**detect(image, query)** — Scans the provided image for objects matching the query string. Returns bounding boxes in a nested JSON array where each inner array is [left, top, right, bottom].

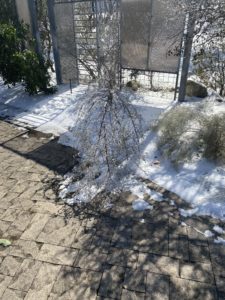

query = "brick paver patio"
[[0, 120, 224, 300]]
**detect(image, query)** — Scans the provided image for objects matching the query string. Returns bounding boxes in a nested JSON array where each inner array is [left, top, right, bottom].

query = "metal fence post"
[[178, 15, 195, 102], [95, 0, 101, 85], [47, 0, 62, 85]]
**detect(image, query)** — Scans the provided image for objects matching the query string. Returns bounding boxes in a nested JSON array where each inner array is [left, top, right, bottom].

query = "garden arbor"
[[15, 0, 193, 100]]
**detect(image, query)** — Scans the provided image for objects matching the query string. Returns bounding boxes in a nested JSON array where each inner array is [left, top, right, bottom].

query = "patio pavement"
[[0, 120, 224, 300]]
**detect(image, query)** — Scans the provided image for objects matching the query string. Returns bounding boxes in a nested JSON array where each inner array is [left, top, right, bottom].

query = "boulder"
[[186, 80, 208, 98], [126, 80, 141, 91]]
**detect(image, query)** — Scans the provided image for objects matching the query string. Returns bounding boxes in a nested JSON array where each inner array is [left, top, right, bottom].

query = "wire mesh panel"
[[53, 0, 120, 86], [54, 2, 78, 83], [148, 0, 185, 73], [50, 0, 185, 95], [121, 69, 177, 99], [121, 0, 185, 74], [121, 0, 151, 70], [73, 0, 98, 84]]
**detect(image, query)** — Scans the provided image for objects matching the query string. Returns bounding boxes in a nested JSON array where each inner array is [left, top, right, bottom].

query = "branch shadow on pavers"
[[37, 243, 79, 266], [58, 188, 222, 300], [169, 277, 217, 300], [49, 266, 102, 300], [1, 128, 77, 175]]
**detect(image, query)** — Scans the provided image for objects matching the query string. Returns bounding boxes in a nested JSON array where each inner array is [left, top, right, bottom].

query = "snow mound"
[[132, 199, 153, 211], [213, 225, 225, 234]]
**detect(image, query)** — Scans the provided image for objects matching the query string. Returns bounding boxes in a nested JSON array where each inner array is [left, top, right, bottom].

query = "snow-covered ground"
[[1, 79, 225, 224], [132, 131, 225, 221], [125, 93, 225, 222], [58, 91, 225, 223], [0, 79, 87, 134], [0, 79, 172, 134]]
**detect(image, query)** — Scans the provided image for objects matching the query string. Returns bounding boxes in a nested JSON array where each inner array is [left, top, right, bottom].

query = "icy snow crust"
[[1, 79, 225, 221]]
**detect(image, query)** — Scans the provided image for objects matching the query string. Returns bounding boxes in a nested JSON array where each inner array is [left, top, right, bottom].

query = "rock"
[[186, 80, 208, 98], [126, 80, 141, 91]]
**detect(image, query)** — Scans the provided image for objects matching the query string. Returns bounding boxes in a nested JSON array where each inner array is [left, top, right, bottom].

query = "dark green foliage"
[[0, 0, 18, 26], [0, 23, 56, 95], [36, 0, 54, 71], [0, 24, 28, 84], [20, 50, 56, 94]]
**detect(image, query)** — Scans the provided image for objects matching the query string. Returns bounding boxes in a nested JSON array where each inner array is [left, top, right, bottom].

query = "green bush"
[[199, 115, 225, 162], [156, 105, 225, 165], [0, 0, 18, 26], [0, 23, 56, 95]]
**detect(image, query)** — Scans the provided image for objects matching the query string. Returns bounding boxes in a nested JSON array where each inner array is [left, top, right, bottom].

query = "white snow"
[[0, 80, 172, 135], [213, 225, 225, 234], [204, 230, 214, 238], [59, 172, 103, 205], [124, 95, 225, 221], [214, 237, 225, 245], [150, 190, 164, 202], [136, 132, 225, 220], [0, 79, 87, 135], [181, 222, 187, 227], [132, 199, 153, 211], [1, 78, 225, 222]]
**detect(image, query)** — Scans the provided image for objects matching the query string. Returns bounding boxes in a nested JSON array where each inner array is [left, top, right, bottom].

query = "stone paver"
[[0, 120, 224, 299], [25, 262, 61, 300], [75, 249, 107, 271], [138, 253, 179, 277], [2, 288, 27, 300], [0, 275, 12, 298], [37, 243, 79, 266], [9, 239, 41, 259], [107, 248, 139, 268], [146, 272, 170, 300], [0, 256, 23, 276], [170, 277, 217, 300], [121, 289, 145, 300], [9, 258, 41, 292], [180, 261, 214, 283], [123, 268, 146, 293], [98, 265, 125, 299], [36, 216, 79, 247], [50, 266, 102, 300], [21, 213, 50, 240]]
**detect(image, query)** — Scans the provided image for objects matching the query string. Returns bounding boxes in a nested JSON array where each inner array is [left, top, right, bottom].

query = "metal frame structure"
[[119, 0, 187, 100], [16, 0, 192, 101]]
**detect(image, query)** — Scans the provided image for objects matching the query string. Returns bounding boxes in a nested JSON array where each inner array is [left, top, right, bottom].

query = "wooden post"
[[178, 15, 195, 102], [47, 0, 62, 85]]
